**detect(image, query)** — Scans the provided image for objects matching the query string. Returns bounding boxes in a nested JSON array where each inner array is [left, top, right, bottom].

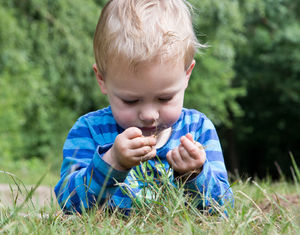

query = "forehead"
[[105, 57, 186, 94], [106, 56, 184, 80]]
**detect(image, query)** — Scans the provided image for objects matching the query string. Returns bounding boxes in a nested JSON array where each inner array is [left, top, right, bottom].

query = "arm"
[[54, 117, 129, 213], [167, 118, 233, 211], [183, 156, 233, 211], [54, 117, 156, 213]]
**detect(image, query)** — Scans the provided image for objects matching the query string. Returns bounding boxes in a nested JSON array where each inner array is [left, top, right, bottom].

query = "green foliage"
[[1, 0, 299, 180], [0, 0, 245, 166], [231, 0, 300, 177], [0, 5, 46, 160], [185, 0, 246, 126], [0, 0, 108, 163]]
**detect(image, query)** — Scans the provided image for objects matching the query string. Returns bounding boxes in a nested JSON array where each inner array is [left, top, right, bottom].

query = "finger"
[[129, 136, 156, 149], [185, 133, 194, 142], [124, 127, 143, 139], [140, 148, 157, 162], [166, 150, 176, 169], [184, 133, 205, 150], [166, 148, 181, 170], [128, 145, 153, 158], [195, 141, 205, 150], [166, 150, 172, 164], [180, 136, 202, 159], [178, 144, 191, 161]]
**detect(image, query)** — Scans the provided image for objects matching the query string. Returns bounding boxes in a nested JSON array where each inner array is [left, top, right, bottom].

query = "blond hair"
[[94, 0, 204, 76]]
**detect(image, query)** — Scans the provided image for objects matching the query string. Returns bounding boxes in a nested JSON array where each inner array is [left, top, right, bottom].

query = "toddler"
[[55, 0, 233, 214]]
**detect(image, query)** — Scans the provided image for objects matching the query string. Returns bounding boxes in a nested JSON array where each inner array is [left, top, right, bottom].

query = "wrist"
[[102, 148, 129, 171], [174, 167, 203, 182]]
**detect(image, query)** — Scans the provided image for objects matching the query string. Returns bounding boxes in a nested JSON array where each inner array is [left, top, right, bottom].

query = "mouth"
[[140, 126, 157, 136]]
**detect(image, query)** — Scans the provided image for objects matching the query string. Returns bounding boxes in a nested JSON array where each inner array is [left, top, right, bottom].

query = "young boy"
[[55, 0, 233, 214]]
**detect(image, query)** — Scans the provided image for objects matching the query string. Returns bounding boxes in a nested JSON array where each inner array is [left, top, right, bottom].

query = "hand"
[[166, 133, 206, 175], [102, 127, 157, 170]]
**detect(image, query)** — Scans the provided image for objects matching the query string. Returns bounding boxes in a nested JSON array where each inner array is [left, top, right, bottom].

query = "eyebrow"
[[113, 83, 182, 98], [115, 91, 139, 98], [156, 87, 181, 96]]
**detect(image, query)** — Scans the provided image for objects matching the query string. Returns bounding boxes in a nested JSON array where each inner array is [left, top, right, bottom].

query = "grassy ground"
[[0, 159, 300, 234], [0, 157, 60, 186]]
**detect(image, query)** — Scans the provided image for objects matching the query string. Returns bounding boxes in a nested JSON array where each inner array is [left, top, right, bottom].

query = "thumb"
[[124, 127, 143, 139], [185, 133, 194, 142]]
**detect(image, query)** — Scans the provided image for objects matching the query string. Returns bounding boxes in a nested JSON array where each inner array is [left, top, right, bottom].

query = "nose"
[[138, 105, 159, 124]]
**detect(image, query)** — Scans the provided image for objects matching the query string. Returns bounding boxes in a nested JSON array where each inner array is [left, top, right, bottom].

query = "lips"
[[141, 126, 156, 131], [140, 126, 157, 135]]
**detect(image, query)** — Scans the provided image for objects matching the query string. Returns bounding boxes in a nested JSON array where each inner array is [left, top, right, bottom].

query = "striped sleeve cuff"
[[92, 145, 130, 183], [184, 159, 209, 193]]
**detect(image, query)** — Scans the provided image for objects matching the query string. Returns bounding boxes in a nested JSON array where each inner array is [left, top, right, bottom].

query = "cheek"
[[160, 104, 182, 126], [160, 93, 185, 126], [111, 106, 137, 129], [107, 95, 137, 129]]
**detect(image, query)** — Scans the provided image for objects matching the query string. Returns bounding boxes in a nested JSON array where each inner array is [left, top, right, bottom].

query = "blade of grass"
[[290, 152, 300, 182], [0, 168, 49, 228]]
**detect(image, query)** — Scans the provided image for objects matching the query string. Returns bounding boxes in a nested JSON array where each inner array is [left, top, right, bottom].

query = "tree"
[[186, 0, 245, 127], [0, 0, 108, 163], [229, 0, 300, 178]]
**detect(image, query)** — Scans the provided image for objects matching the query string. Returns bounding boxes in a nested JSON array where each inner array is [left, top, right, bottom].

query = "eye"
[[122, 99, 138, 105], [158, 97, 172, 102]]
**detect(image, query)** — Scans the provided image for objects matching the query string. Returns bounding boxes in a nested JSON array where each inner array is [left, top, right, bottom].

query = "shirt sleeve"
[[182, 117, 234, 211], [54, 116, 129, 213]]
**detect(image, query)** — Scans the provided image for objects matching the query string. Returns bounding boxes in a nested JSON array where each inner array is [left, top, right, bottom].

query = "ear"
[[93, 64, 107, 94], [184, 60, 196, 87]]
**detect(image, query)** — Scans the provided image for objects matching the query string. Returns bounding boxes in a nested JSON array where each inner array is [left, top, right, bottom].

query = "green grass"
[[0, 156, 300, 234], [0, 157, 59, 186]]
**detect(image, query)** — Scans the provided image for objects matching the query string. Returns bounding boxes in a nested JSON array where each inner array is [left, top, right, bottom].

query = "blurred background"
[[0, 0, 299, 184]]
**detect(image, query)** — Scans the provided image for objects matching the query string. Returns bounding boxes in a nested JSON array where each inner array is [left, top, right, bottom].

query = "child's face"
[[94, 58, 195, 136]]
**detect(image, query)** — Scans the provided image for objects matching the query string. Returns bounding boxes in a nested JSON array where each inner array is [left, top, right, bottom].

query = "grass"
[[0, 156, 300, 234], [0, 157, 59, 186]]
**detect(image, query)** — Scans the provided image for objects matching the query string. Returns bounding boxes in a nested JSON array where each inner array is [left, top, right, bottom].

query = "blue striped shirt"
[[54, 106, 233, 213]]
